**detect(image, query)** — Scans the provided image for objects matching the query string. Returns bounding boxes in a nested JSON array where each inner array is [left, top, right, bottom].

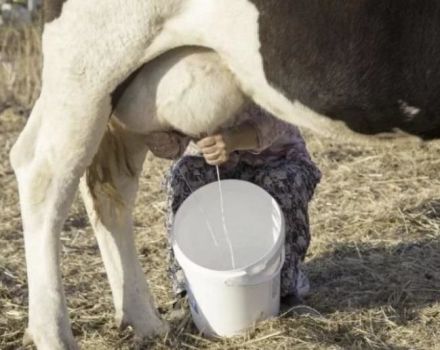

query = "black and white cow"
[[10, 1, 440, 348]]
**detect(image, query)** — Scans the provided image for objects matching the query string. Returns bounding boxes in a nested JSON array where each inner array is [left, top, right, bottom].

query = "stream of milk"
[[176, 164, 236, 269], [215, 165, 236, 269]]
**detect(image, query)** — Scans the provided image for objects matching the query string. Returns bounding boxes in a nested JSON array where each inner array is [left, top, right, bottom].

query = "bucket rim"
[[172, 179, 285, 279]]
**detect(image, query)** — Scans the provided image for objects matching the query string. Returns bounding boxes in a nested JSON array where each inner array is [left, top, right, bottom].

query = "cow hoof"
[[23, 327, 78, 350], [115, 313, 169, 339]]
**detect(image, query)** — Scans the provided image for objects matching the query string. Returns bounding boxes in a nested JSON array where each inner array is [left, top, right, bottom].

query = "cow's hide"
[[251, 0, 440, 139]]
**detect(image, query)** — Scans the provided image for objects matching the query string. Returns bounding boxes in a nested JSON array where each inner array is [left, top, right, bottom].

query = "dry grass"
[[1, 25, 439, 350], [0, 24, 42, 111]]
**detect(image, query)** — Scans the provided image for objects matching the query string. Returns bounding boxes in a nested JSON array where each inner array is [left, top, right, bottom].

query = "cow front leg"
[[80, 123, 168, 339], [10, 93, 110, 349]]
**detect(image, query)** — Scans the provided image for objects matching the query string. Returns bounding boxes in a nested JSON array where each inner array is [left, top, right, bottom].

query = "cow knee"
[[10, 131, 37, 175], [10, 139, 26, 174], [10, 100, 44, 174]]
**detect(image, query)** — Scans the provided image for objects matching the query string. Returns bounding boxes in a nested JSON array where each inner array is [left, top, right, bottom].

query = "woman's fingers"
[[198, 135, 227, 156], [204, 151, 228, 165], [197, 134, 230, 165], [201, 143, 225, 155], [204, 151, 223, 161], [197, 135, 221, 148]]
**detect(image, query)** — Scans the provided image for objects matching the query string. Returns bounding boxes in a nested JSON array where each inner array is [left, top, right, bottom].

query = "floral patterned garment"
[[163, 104, 322, 298]]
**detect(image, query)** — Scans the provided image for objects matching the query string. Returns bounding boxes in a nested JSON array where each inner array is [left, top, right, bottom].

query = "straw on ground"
[[0, 24, 439, 350]]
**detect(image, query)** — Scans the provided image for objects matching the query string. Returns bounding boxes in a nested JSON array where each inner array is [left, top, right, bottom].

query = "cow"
[[9, 0, 440, 349]]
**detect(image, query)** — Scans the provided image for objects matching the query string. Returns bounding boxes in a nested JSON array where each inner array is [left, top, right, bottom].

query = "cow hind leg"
[[10, 93, 110, 350], [79, 122, 168, 339], [9, 2, 186, 347]]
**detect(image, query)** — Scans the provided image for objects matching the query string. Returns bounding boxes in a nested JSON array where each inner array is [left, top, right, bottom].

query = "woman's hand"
[[196, 134, 234, 166], [197, 122, 260, 166]]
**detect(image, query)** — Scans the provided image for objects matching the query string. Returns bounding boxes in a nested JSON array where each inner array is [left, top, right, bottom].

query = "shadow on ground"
[[306, 201, 440, 317]]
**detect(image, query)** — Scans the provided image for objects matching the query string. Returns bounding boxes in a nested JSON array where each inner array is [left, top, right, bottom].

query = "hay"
[[0, 24, 439, 350], [0, 24, 42, 111]]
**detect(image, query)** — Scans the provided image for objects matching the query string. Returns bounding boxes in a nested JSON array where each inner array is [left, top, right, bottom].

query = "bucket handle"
[[243, 242, 284, 277], [225, 248, 285, 287]]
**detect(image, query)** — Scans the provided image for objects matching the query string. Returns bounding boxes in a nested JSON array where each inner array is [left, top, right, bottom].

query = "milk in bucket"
[[172, 180, 285, 337]]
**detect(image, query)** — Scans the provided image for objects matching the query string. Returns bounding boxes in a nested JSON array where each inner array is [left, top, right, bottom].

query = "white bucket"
[[172, 180, 285, 337]]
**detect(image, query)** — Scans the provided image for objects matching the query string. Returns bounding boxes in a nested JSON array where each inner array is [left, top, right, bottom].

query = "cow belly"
[[290, 70, 440, 139], [113, 47, 246, 137]]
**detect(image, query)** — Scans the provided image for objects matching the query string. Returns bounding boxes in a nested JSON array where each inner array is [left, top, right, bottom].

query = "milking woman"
[[146, 104, 321, 312]]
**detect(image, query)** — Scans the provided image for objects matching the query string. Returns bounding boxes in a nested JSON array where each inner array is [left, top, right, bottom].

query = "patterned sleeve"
[[146, 131, 190, 160], [239, 104, 302, 153], [172, 132, 191, 159]]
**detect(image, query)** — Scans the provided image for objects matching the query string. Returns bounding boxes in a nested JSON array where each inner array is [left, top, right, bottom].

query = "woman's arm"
[[197, 105, 291, 165], [145, 131, 190, 160], [224, 121, 260, 151], [239, 104, 292, 153]]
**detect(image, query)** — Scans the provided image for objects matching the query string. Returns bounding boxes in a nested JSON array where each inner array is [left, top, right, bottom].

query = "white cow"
[[10, 0, 440, 349], [11, 3, 252, 346]]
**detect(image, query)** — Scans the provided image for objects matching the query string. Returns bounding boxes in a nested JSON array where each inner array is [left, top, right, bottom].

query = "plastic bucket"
[[172, 180, 285, 337]]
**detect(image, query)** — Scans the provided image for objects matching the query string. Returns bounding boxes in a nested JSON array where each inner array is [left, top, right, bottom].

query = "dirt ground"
[[1, 25, 440, 350]]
